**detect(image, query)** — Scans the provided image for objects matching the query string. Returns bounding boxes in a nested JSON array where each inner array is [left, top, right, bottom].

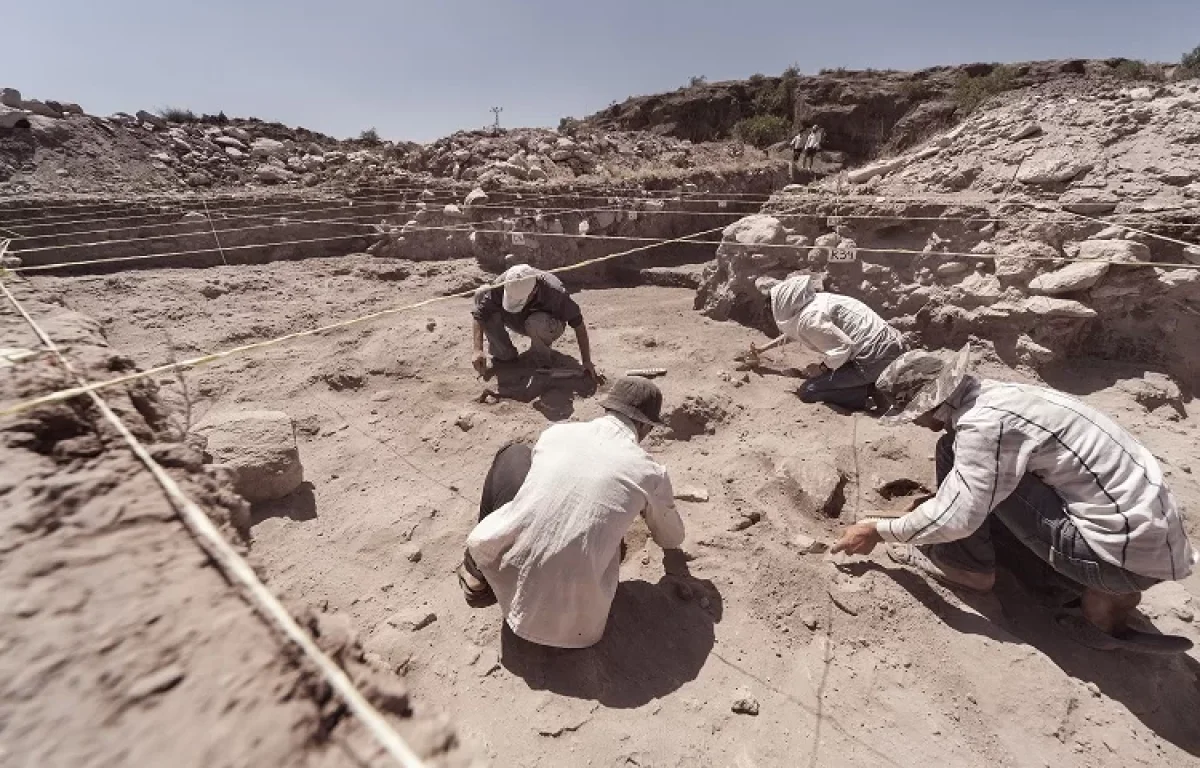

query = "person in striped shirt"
[[832, 345, 1197, 651]]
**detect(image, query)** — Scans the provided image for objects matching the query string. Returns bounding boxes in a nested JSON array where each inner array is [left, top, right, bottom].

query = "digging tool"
[[625, 367, 667, 379]]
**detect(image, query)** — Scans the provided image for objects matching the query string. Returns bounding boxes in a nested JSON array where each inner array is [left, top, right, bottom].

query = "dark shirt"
[[471, 272, 584, 328]]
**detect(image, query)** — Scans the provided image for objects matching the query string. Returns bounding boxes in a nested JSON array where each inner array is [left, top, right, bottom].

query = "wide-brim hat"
[[600, 376, 664, 426], [877, 344, 971, 426], [499, 264, 539, 312]]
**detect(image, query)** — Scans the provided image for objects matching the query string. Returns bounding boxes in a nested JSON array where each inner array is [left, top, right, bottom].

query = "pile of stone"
[[404, 127, 705, 185], [0, 87, 83, 122]]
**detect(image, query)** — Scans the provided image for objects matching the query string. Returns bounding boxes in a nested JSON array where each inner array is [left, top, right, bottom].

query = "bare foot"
[[887, 545, 996, 592]]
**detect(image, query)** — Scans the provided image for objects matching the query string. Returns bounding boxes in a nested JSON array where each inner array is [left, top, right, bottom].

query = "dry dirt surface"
[[24, 254, 1200, 768]]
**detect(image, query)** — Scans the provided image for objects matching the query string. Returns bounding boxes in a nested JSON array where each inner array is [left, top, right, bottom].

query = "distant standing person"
[[459, 377, 685, 649], [789, 127, 808, 169], [802, 125, 824, 170], [470, 263, 600, 381], [749, 274, 907, 411]]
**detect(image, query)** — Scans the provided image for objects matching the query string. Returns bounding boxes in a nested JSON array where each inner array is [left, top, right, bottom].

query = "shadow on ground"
[[500, 553, 722, 708], [850, 540, 1200, 757], [250, 481, 317, 527], [484, 349, 598, 421]]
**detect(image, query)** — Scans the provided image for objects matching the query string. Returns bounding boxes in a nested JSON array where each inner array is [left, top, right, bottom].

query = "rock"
[[387, 607, 437, 632], [994, 241, 1057, 286], [359, 671, 411, 716], [1076, 239, 1151, 265], [731, 687, 760, 716], [186, 171, 213, 188], [674, 486, 710, 503], [214, 135, 246, 150], [776, 451, 847, 518], [720, 215, 786, 250], [1017, 149, 1094, 185], [454, 411, 476, 431], [0, 105, 31, 130], [135, 109, 166, 129], [1127, 86, 1154, 101], [402, 544, 423, 563], [224, 126, 251, 143], [936, 261, 969, 277], [0, 88, 21, 108], [127, 665, 185, 700], [847, 156, 907, 184], [1093, 225, 1125, 240], [1021, 297, 1097, 319], [22, 99, 62, 118], [464, 187, 489, 209], [1183, 245, 1200, 265], [1058, 190, 1118, 215], [59, 102, 83, 115], [1016, 335, 1057, 365], [664, 395, 728, 440], [1009, 121, 1043, 141], [254, 165, 291, 184], [1117, 373, 1184, 413], [202, 410, 304, 503], [224, 147, 245, 161], [250, 138, 287, 158], [792, 534, 829, 555], [1029, 261, 1110, 295]]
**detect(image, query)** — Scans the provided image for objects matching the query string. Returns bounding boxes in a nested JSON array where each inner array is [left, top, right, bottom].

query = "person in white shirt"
[[459, 377, 686, 649], [832, 345, 1198, 653], [789, 128, 807, 168], [749, 274, 907, 411], [801, 125, 823, 170]]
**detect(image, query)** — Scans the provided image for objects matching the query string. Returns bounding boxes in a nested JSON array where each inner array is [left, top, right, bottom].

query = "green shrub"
[[359, 127, 381, 144], [1183, 45, 1200, 70], [732, 114, 791, 149], [158, 106, 197, 122], [1113, 60, 1149, 81], [952, 65, 1017, 114]]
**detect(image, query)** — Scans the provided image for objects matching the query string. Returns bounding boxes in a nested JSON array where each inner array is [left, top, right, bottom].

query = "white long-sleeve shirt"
[[466, 414, 685, 648], [786, 293, 904, 370], [876, 379, 1197, 581]]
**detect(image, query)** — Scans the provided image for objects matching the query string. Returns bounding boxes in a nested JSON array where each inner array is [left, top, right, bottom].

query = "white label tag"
[[718, 200, 728, 209], [512, 232, 526, 246], [829, 246, 857, 263]]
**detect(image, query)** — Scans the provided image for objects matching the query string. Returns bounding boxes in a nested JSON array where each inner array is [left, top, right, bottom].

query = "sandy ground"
[[34, 255, 1200, 768]]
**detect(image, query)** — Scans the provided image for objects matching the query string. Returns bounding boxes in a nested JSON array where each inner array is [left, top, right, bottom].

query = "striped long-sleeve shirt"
[[876, 378, 1198, 581]]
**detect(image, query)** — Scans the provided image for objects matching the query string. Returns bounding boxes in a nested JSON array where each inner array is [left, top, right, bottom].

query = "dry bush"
[[952, 65, 1017, 114], [159, 106, 197, 122]]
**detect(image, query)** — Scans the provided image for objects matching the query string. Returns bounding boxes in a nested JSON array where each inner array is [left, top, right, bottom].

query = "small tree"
[[732, 115, 791, 149], [1182, 45, 1200, 73], [688, 75, 707, 88], [359, 127, 381, 144]]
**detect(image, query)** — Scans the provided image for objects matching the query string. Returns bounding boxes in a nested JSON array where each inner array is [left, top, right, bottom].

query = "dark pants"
[[463, 442, 533, 587], [925, 433, 1158, 595], [799, 338, 905, 411]]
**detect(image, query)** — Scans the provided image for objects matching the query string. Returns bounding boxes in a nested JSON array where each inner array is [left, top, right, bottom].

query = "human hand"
[[830, 521, 883, 556], [583, 361, 605, 385], [472, 351, 489, 377]]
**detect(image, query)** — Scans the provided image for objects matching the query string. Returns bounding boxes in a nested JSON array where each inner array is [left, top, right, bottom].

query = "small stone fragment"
[[128, 665, 185, 700], [674, 486, 710, 503], [402, 544, 423, 563], [388, 608, 437, 632], [731, 687, 760, 716], [793, 534, 829, 555]]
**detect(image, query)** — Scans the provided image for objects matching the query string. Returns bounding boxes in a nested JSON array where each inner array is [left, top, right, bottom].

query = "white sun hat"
[[499, 264, 540, 313]]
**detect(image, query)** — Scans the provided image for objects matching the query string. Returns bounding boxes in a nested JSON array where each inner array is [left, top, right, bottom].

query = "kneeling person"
[[751, 275, 907, 411], [460, 377, 685, 649], [833, 346, 1197, 650], [470, 264, 599, 380]]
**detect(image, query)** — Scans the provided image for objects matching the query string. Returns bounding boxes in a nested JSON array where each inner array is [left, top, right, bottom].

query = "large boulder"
[[251, 137, 287, 158], [22, 99, 62, 118], [1076, 239, 1151, 265], [1017, 149, 1094, 185], [1, 88, 23, 108], [1029, 260, 1109, 295], [254, 164, 292, 184], [847, 156, 907, 185], [202, 411, 304, 503], [696, 215, 801, 328], [214, 135, 246, 150], [1058, 189, 1118, 215]]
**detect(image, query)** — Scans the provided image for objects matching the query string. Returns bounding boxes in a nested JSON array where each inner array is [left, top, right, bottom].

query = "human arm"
[[749, 335, 789, 356], [875, 419, 1028, 547], [471, 318, 487, 375], [573, 322, 603, 382], [643, 467, 685, 550]]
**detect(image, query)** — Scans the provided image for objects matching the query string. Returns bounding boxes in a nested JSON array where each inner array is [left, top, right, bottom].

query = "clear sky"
[[8, 0, 1199, 142]]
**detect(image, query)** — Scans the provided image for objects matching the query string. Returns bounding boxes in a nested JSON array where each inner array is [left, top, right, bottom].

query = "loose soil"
[[28, 254, 1200, 768]]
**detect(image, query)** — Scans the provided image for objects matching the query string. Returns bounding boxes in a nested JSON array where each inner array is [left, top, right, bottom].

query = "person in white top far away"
[[459, 376, 685, 649], [749, 274, 908, 412], [832, 345, 1198, 655]]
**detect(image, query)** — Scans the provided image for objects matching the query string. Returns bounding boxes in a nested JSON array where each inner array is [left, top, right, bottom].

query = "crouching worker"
[[458, 377, 685, 649], [470, 263, 600, 380], [750, 274, 906, 411], [832, 346, 1198, 653]]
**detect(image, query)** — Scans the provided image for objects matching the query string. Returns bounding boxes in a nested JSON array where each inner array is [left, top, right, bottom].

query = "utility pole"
[[490, 106, 503, 135]]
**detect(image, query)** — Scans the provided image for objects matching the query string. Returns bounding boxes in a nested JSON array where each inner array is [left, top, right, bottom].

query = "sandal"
[[457, 564, 496, 608], [1056, 599, 1193, 655]]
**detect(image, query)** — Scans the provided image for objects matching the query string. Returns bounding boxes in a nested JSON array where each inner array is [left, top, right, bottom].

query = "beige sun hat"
[[876, 344, 971, 425], [499, 264, 539, 312]]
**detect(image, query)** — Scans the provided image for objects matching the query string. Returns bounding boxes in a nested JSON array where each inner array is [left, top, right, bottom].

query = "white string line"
[[0, 184, 770, 233], [0, 277, 427, 768], [9, 193, 750, 254], [12, 190, 1200, 255], [0, 218, 741, 417], [201, 200, 229, 267]]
